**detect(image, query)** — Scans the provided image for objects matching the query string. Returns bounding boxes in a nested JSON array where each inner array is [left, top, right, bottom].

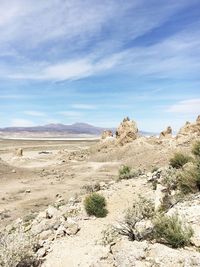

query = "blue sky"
[[0, 0, 200, 132]]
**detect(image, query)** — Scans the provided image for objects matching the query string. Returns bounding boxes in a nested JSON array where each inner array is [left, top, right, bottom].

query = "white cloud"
[[72, 104, 97, 110], [0, 0, 194, 81], [166, 99, 200, 114], [24, 111, 46, 116], [10, 119, 35, 127], [8, 53, 124, 81], [57, 111, 82, 117], [5, 24, 200, 81]]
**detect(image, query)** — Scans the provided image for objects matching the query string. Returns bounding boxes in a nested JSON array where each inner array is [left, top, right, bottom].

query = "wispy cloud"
[[0, 1, 200, 131], [10, 118, 35, 127], [0, 94, 28, 99], [0, 1, 195, 81], [166, 98, 200, 114], [8, 53, 124, 81], [72, 104, 97, 110], [24, 111, 46, 117], [57, 111, 82, 117]]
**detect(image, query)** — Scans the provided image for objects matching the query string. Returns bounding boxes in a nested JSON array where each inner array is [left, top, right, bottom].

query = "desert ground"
[[0, 138, 112, 227], [1, 116, 200, 266], [0, 134, 175, 228]]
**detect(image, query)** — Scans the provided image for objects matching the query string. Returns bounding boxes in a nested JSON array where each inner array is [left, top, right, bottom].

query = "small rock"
[[25, 189, 31, 193], [39, 229, 53, 241], [56, 225, 66, 238], [46, 206, 60, 219], [37, 247, 47, 258]]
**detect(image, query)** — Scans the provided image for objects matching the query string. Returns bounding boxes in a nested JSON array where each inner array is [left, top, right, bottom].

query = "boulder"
[[39, 229, 53, 241], [101, 130, 113, 139], [148, 243, 200, 266], [159, 126, 172, 139], [116, 117, 138, 145], [111, 239, 149, 266], [65, 221, 80, 235]]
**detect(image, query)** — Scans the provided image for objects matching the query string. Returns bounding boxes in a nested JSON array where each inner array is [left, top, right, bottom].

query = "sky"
[[0, 0, 200, 132]]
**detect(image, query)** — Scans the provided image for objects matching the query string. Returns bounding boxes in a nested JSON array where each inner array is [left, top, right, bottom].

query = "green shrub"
[[153, 213, 193, 248], [169, 152, 190, 169], [192, 141, 200, 158], [84, 193, 108, 217], [118, 165, 138, 180], [116, 196, 154, 240], [178, 165, 200, 194]]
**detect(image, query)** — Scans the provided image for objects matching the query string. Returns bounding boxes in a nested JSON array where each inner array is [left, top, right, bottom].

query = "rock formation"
[[14, 148, 23, 157], [177, 115, 200, 139], [101, 130, 113, 139], [159, 126, 172, 139], [116, 117, 138, 145]]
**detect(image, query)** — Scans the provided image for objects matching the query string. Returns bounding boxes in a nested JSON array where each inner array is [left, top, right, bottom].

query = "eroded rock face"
[[101, 130, 113, 139], [159, 126, 172, 139], [116, 117, 138, 145], [177, 115, 200, 139]]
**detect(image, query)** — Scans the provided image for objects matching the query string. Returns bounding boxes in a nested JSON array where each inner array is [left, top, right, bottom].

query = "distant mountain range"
[[0, 123, 156, 137], [0, 123, 114, 136]]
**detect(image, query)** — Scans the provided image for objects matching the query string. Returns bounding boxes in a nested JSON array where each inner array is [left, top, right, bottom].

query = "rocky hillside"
[[0, 115, 200, 267]]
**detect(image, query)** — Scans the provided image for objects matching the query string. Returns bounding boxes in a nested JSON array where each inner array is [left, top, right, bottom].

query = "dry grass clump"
[[81, 182, 101, 193], [161, 167, 179, 191], [153, 213, 193, 248], [178, 166, 200, 194], [118, 165, 138, 180], [169, 152, 191, 169], [177, 141, 200, 194], [84, 193, 108, 218], [116, 196, 154, 241], [116, 197, 193, 249], [192, 140, 200, 158], [0, 226, 40, 267]]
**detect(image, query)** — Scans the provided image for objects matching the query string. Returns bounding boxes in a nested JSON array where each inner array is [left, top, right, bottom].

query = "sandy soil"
[[0, 139, 119, 227], [0, 137, 189, 228], [43, 177, 154, 267]]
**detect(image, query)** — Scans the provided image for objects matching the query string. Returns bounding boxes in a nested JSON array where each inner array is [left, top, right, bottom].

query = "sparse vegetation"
[[153, 213, 193, 248], [116, 196, 154, 240], [192, 141, 200, 158], [82, 182, 101, 193], [161, 167, 178, 191], [118, 165, 138, 180], [169, 152, 190, 169], [84, 193, 108, 218], [0, 226, 40, 267], [176, 142, 200, 194], [178, 165, 200, 194], [100, 225, 119, 246]]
